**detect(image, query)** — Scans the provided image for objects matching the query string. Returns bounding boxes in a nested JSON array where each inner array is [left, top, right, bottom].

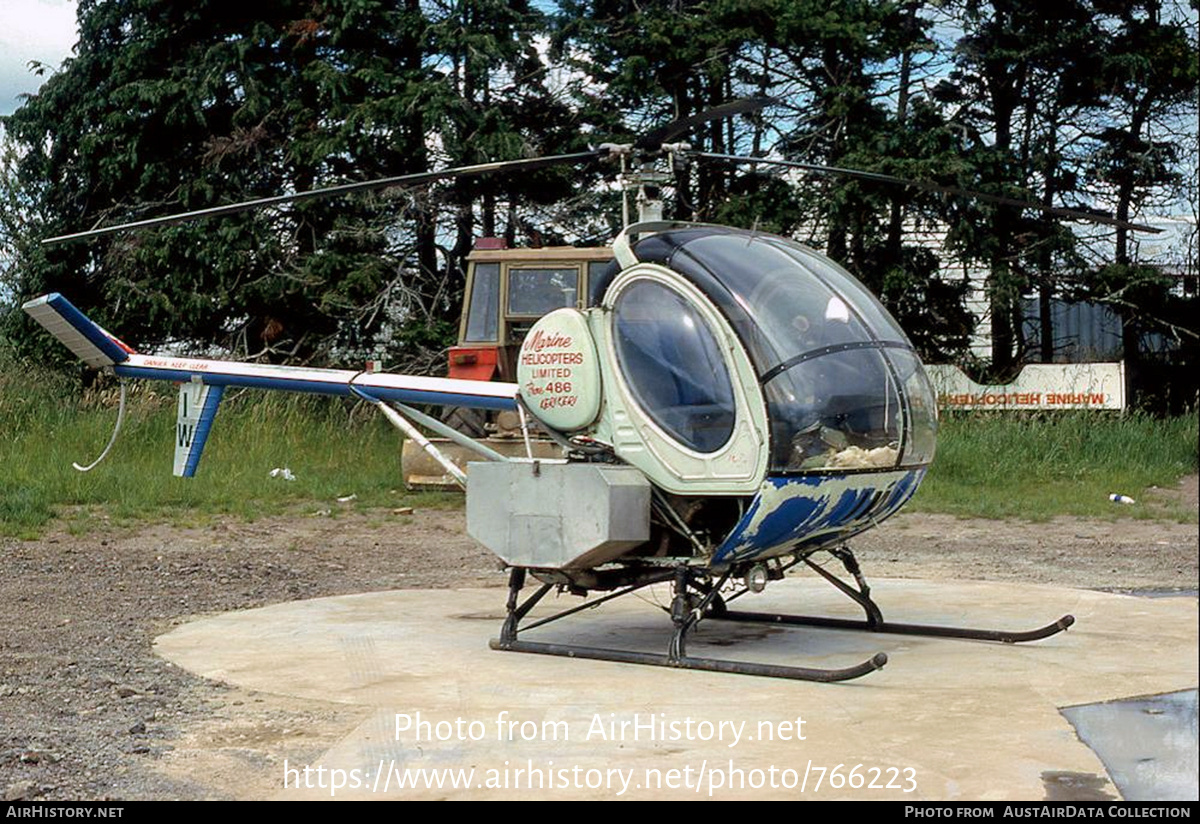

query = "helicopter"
[[25, 111, 1155, 682]]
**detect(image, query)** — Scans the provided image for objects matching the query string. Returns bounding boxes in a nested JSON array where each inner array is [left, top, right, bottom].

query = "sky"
[[0, 0, 79, 118]]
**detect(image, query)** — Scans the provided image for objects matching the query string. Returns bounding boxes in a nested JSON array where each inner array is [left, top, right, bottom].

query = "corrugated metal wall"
[[1021, 298, 1175, 362]]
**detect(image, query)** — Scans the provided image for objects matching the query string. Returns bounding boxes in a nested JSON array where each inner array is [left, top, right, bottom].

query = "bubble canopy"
[[614, 227, 937, 474]]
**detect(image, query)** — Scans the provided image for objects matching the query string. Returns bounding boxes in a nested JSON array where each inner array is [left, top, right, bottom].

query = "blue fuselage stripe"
[[712, 468, 926, 565]]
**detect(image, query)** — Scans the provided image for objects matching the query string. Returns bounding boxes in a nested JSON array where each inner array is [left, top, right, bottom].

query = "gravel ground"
[[2, 476, 1196, 801]]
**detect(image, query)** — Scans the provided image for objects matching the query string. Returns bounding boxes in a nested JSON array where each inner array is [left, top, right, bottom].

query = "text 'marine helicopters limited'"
[[26, 100, 1154, 682]]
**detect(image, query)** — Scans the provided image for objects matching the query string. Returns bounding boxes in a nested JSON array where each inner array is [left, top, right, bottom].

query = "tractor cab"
[[403, 241, 614, 485], [451, 241, 615, 384]]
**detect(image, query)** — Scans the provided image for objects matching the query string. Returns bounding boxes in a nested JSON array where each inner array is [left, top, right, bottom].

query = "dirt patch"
[[1, 482, 1196, 800], [855, 511, 1198, 592], [1143, 473, 1200, 518]]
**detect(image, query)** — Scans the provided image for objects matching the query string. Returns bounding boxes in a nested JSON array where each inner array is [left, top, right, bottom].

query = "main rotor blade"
[[42, 150, 604, 246], [699, 152, 1162, 234], [634, 97, 776, 151]]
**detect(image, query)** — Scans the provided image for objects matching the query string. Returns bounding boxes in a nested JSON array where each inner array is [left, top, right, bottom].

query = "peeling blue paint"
[[713, 468, 925, 565]]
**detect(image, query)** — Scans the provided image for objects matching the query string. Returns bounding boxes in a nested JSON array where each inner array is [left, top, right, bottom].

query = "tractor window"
[[507, 267, 580, 316], [612, 280, 736, 454], [464, 262, 500, 342]]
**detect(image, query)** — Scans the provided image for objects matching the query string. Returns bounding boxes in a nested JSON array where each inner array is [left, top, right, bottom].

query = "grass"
[[3, 358, 1197, 536], [910, 411, 1199, 521], [1, 363, 458, 538]]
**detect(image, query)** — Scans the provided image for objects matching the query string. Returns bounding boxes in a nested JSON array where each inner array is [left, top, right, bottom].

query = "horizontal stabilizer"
[[22, 294, 135, 368]]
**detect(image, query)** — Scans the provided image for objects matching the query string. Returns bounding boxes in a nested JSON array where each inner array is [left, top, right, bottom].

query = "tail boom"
[[23, 293, 518, 410], [24, 293, 519, 477], [114, 354, 518, 410]]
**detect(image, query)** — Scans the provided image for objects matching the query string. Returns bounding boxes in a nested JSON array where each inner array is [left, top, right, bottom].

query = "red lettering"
[[526, 329, 573, 352]]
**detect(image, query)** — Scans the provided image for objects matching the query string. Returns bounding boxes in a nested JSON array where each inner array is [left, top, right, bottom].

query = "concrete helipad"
[[155, 579, 1198, 800]]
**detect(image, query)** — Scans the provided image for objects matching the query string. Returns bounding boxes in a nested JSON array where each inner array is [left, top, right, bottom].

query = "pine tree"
[[1, 1, 581, 368]]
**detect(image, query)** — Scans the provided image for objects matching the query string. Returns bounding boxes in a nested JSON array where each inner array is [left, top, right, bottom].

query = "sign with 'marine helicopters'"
[[26, 99, 1157, 682]]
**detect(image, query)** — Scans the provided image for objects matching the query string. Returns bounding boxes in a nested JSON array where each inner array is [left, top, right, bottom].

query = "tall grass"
[[1, 361, 448, 538], [3, 357, 1197, 536], [912, 411, 1199, 521]]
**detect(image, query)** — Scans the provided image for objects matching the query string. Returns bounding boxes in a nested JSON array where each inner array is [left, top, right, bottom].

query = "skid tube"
[[711, 547, 1075, 643], [488, 567, 889, 683]]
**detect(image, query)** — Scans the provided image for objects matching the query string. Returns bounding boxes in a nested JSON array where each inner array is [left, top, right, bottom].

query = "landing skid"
[[712, 548, 1076, 644], [489, 548, 1075, 683]]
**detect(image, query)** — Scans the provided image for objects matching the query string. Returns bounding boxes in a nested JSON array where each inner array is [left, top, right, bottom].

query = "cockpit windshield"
[[634, 229, 937, 474]]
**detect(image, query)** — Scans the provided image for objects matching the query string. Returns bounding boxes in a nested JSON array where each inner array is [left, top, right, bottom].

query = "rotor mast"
[[604, 142, 687, 228]]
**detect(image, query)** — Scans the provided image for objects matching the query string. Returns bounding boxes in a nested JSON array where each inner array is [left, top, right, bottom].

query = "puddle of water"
[[1041, 771, 1118, 802], [1061, 690, 1198, 801]]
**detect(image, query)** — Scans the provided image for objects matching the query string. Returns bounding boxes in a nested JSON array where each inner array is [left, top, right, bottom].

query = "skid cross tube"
[[715, 547, 1075, 644], [488, 566, 889, 682]]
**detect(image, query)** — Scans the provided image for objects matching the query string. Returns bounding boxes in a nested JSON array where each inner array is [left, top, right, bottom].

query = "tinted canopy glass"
[[634, 229, 936, 473], [611, 280, 736, 453]]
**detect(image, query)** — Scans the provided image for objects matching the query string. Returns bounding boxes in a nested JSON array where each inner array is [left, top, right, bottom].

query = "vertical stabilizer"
[[22, 293, 135, 367], [174, 380, 224, 477]]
